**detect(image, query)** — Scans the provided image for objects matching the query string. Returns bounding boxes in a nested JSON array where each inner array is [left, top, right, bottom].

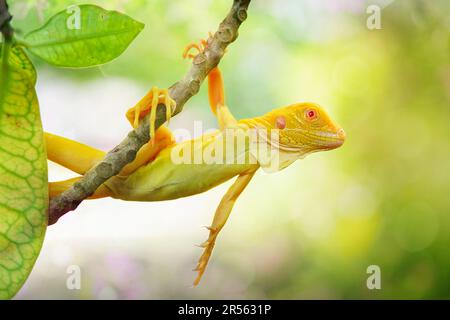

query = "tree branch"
[[48, 0, 252, 225]]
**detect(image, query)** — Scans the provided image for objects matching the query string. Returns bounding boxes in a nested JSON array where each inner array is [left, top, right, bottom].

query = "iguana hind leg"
[[46, 127, 175, 199], [125, 86, 176, 139], [45, 132, 106, 175], [121, 126, 175, 176]]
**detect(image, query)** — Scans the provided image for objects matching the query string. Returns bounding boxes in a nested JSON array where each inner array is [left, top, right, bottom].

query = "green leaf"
[[23, 4, 144, 67], [0, 44, 48, 299]]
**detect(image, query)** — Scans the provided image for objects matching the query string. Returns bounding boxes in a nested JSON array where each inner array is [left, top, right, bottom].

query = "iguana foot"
[[125, 86, 176, 139], [182, 32, 214, 60], [193, 226, 219, 286], [192, 171, 256, 286]]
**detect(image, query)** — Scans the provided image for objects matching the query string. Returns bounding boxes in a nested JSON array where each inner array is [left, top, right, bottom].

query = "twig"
[[48, 0, 252, 225]]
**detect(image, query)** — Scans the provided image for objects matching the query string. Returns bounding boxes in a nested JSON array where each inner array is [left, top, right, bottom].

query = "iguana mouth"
[[254, 126, 346, 152], [320, 128, 346, 149]]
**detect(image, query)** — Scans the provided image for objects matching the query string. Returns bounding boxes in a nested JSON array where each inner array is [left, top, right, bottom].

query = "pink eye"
[[275, 116, 286, 129], [305, 109, 318, 121]]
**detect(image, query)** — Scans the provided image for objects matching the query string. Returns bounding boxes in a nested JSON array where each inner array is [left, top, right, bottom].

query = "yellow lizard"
[[45, 38, 346, 285]]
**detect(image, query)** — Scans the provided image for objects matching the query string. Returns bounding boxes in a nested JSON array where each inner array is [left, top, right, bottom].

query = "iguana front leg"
[[125, 86, 176, 139], [193, 169, 256, 286], [207, 67, 238, 130], [183, 36, 237, 130]]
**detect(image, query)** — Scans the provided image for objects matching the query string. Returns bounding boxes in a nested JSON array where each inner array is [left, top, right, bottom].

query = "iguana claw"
[[125, 86, 176, 139]]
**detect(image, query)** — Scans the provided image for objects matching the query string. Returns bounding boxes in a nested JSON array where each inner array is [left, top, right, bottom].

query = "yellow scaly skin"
[[46, 37, 345, 286]]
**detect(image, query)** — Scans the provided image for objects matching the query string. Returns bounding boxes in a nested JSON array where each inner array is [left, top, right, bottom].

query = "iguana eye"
[[275, 116, 286, 129], [305, 109, 318, 121]]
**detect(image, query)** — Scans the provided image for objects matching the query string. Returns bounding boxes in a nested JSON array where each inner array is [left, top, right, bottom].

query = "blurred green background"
[[9, 0, 450, 299]]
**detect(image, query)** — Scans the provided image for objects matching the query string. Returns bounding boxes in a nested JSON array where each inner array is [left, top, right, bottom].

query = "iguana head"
[[241, 102, 345, 160]]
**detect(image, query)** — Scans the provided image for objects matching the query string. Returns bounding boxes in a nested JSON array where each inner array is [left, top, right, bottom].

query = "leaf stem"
[[0, 0, 13, 85], [1, 38, 10, 71], [0, 0, 13, 43]]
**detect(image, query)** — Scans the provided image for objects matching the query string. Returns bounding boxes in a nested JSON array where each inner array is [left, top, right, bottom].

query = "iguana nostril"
[[337, 128, 346, 140]]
